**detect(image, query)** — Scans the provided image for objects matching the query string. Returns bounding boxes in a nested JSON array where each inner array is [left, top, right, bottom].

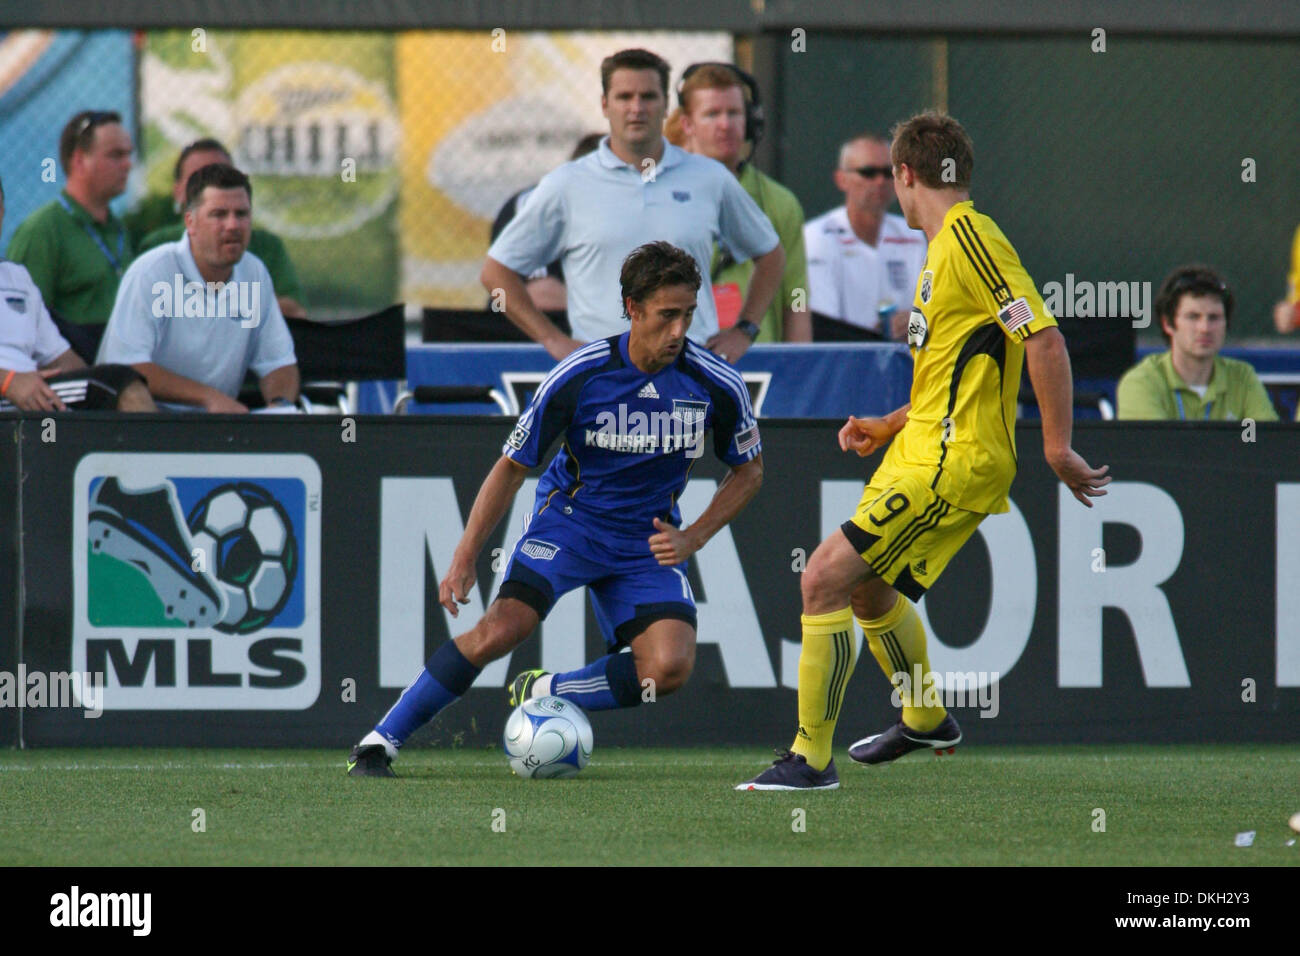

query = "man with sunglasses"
[[7, 110, 134, 347], [1118, 265, 1278, 421], [804, 133, 927, 341]]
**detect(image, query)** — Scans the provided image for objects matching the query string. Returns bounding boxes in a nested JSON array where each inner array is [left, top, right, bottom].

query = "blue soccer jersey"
[[503, 334, 761, 536]]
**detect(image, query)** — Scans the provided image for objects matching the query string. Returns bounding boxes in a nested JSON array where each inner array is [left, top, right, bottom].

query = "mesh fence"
[[0, 28, 731, 318], [1, 27, 1296, 333]]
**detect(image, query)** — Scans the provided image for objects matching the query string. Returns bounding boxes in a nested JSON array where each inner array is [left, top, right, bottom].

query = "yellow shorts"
[[840, 470, 985, 601]]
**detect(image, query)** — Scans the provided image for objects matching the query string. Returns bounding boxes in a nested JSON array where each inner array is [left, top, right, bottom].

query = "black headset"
[[676, 62, 765, 150]]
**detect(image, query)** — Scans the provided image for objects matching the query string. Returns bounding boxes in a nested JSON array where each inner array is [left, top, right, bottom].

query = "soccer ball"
[[503, 696, 594, 779], [187, 483, 298, 634]]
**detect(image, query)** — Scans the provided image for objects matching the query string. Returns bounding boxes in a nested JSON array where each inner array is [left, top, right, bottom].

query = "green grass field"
[[2, 746, 1297, 866]]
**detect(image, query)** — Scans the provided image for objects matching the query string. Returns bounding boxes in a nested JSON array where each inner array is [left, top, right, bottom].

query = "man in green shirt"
[[130, 138, 307, 318], [7, 110, 134, 332], [670, 62, 809, 354], [1117, 265, 1278, 421]]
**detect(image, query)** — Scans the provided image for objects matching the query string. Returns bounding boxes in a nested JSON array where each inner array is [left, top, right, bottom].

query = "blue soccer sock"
[[374, 641, 481, 749], [550, 651, 642, 711]]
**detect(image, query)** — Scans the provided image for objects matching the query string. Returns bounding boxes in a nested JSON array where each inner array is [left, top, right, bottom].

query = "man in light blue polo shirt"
[[98, 164, 299, 412], [482, 47, 785, 364]]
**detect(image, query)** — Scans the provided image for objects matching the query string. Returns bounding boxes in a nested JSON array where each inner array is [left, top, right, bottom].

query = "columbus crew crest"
[[919, 270, 934, 304]]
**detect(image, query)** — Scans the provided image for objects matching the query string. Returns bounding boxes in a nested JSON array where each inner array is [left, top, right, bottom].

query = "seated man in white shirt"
[[804, 132, 927, 341], [97, 163, 299, 412], [0, 174, 154, 412]]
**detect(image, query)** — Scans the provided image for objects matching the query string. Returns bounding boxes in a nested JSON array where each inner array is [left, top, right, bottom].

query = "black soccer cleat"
[[735, 750, 840, 791], [847, 714, 963, 766], [347, 744, 395, 778], [508, 668, 549, 708]]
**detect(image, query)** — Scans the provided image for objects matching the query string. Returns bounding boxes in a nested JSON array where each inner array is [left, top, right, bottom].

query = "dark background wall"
[[773, 32, 1300, 336]]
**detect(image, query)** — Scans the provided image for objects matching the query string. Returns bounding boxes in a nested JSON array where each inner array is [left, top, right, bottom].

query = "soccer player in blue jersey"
[[348, 241, 764, 776]]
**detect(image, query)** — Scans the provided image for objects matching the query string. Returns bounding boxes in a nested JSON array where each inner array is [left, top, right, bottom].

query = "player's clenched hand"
[[438, 554, 478, 616], [838, 415, 893, 457], [1047, 448, 1111, 508], [649, 517, 697, 566]]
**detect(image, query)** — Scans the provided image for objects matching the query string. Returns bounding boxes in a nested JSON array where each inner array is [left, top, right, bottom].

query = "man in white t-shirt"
[[482, 48, 784, 364], [804, 133, 927, 341], [97, 164, 299, 412]]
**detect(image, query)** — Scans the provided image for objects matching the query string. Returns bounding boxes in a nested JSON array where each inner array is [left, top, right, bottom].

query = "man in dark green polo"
[[7, 110, 134, 333], [130, 138, 307, 318]]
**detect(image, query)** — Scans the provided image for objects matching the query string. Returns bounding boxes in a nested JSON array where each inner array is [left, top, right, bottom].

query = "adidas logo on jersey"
[[637, 382, 659, 399], [913, 559, 928, 576]]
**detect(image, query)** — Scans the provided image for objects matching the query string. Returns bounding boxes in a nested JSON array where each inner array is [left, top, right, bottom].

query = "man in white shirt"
[[482, 48, 784, 364], [804, 133, 927, 341], [98, 164, 299, 412]]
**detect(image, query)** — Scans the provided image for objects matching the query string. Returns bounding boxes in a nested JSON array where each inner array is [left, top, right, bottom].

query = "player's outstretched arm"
[[439, 455, 529, 614], [480, 256, 583, 361], [839, 403, 910, 457], [649, 455, 763, 566], [1024, 326, 1111, 507]]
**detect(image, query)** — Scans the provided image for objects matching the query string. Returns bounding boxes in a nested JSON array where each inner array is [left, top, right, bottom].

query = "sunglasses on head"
[[75, 111, 119, 136], [851, 165, 893, 180]]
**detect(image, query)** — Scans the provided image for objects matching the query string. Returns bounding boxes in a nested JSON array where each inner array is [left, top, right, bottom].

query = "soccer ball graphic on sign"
[[187, 483, 298, 634], [503, 696, 594, 778]]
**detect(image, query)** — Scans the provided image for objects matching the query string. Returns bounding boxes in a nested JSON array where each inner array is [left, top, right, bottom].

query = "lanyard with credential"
[[58, 195, 126, 276], [1173, 390, 1213, 420]]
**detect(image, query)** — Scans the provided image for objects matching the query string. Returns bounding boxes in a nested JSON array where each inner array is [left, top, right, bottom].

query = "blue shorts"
[[498, 507, 697, 648]]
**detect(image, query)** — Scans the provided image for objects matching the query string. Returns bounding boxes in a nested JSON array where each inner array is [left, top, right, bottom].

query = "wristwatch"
[[735, 319, 760, 342]]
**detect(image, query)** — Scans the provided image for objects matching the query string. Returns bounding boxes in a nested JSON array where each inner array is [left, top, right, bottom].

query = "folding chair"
[[285, 304, 407, 414]]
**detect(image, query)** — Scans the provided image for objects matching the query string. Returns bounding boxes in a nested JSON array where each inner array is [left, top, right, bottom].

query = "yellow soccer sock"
[[860, 595, 947, 733], [789, 607, 858, 771]]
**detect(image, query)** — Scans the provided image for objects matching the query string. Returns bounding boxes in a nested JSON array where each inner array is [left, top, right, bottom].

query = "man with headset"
[[670, 62, 811, 347]]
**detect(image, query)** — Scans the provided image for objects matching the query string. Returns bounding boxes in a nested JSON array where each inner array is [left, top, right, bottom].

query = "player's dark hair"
[[1155, 264, 1233, 345], [174, 138, 231, 182], [600, 49, 671, 97], [184, 163, 252, 210], [620, 241, 702, 320], [59, 110, 123, 173], [890, 111, 973, 190]]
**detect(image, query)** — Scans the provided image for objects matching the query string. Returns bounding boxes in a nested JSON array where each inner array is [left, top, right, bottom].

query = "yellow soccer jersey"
[[877, 200, 1056, 514]]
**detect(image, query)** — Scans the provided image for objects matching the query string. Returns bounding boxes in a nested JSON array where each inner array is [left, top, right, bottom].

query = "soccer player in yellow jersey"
[[739, 111, 1111, 790]]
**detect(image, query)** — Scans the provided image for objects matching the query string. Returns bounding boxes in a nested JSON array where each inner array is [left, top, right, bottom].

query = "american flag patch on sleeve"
[[997, 297, 1035, 333], [735, 424, 760, 454]]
